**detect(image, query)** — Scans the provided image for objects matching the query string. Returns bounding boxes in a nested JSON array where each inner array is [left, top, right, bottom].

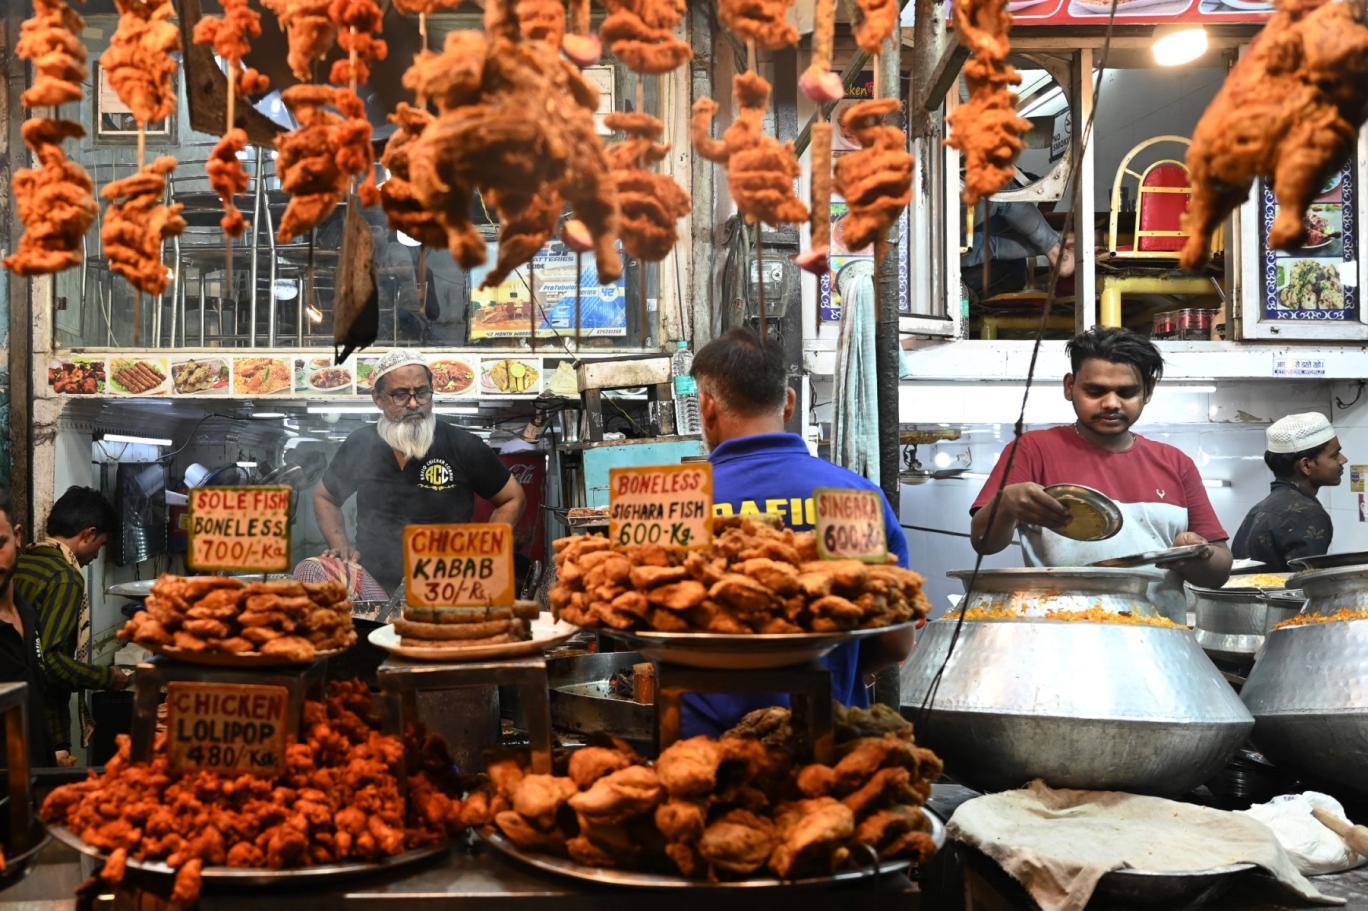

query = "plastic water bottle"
[[671, 340, 701, 435]]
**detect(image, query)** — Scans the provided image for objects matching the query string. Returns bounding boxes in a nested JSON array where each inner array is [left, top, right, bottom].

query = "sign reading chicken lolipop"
[[166, 682, 289, 775], [814, 488, 888, 563], [187, 486, 292, 573], [609, 463, 714, 549], [404, 523, 516, 607]]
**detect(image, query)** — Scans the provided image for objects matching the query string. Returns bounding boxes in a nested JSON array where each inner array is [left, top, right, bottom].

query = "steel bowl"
[[902, 618, 1253, 796], [1241, 618, 1368, 794], [1188, 586, 1305, 669]]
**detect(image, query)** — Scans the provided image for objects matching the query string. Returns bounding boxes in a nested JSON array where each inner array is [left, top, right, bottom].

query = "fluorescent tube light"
[[101, 433, 172, 447]]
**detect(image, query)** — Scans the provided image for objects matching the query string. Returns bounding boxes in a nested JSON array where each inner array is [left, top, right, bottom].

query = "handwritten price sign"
[[404, 523, 515, 607], [187, 486, 291, 573], [814, 488, 887, 563], [609, 463, 713, 549], [166, 683, 289, 775]]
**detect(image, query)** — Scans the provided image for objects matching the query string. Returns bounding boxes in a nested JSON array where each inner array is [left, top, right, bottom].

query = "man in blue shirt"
[[681, 329, 914, 737]]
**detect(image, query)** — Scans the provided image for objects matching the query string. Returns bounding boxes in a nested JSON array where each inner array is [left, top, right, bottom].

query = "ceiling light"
[[100, 433, 173, 447], [251, 412, 287, 419], [1201, 478, 1231, 489], [307, 404, 378, 414], [306, 304, 324, 325], [1153, 25, 1208, 67], [236, 461, 258, 469], [435, 406, 481, 415]]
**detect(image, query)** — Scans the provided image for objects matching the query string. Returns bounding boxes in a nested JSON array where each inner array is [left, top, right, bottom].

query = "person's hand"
[[998, 482, 1072, 529], [1175, 532, 1208, 547], [55, 750, 76, 767], [1158, 531, 1213, 571], [324, 546, 361, 564], [110, 668, 132, 691]]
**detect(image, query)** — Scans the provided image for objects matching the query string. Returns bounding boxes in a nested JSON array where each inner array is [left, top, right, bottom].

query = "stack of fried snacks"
[[118, 575, 355, 662]]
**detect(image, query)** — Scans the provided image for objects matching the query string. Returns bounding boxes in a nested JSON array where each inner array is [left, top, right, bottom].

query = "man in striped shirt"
[[15, 487, 128, 764]]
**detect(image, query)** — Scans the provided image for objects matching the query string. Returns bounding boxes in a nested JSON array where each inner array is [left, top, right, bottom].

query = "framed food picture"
[[428, 358, 478, 397], [109, 357, 171, 396], [295, 357, 354, 395], [94, 63, 174, 143], [48, 358, 106, 396], [480, 358, 541, 396], [232, 357, 292, 396], [170, 358, 230, 396]]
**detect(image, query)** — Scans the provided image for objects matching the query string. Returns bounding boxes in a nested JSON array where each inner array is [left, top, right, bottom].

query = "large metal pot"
[[1188, 586, 1305, 669], [902, 569, 1253, 796], [947, 566, 1170, 617], [1240, 566, 1368, 793]]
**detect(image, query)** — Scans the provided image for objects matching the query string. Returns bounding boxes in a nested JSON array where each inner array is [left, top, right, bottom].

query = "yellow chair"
[[1099, 135, 1222, 328]]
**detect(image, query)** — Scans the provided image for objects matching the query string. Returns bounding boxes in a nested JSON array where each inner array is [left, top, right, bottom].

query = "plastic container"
[[671, 340, 701, 435]]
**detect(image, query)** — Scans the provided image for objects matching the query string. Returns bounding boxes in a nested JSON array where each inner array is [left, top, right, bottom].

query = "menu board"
[[404, 523, 516, 607], [820, 74, 912, 322], [1259, 161, 1358, 325], [468, 240, 628, 339], [814, 488, 889, 563], [166, 682, 288, 774], [187, 486, 292, 573], [984, 0, 1270, 27], [609, 463, 714, 548]]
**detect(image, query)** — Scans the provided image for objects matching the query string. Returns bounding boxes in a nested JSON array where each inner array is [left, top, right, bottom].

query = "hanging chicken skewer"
[[834, 99, 913, 259], [5, 0, 98, 277], [719, 0, 798, 51], [600, 0, 692, 74], [796, 0, 840, 276], [193, 0, 272, 236], [262, 0, 337, 81], [606, 112, 692, 261], [1180, 0, 1368, 269], [946, 0, 1031, 205], [102, 0, 180, 138], [101, 157, 187, 295]]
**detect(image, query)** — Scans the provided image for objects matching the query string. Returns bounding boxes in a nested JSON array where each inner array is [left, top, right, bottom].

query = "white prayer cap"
[[372, 350, 428, 384], [1266, 413, 1336, 454]]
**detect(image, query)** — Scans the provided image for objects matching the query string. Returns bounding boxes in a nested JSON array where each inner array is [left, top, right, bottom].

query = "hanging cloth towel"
[[832, 271, 881, 483]]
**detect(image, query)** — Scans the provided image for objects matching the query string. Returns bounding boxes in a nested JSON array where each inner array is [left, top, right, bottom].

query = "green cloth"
[[14, 545, 111, 750]]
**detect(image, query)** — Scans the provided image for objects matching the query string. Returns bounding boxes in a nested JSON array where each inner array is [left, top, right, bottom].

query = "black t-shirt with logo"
[[322, 422, 512, 591]]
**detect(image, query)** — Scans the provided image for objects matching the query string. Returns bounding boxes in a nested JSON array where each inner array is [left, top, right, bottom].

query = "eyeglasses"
[[384, 386, 433, 405]]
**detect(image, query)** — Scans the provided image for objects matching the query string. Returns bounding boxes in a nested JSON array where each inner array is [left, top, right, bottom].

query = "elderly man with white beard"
[[313, 350, 526, 595]]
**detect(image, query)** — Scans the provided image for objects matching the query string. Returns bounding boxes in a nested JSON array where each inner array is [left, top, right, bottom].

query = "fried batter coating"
[[568, 765, 664, 823], [719, 0, 798, 50], [657, 736, 726, 797], [380, 104, 446, 246], [193, 0, 272, 96], [568, 746, 635, 789], [101, 156, 187, 295], [205, 129, 254, 237], [832, 99, 912, 254], [511, 774, 578, 829], [330, 0, 389, 87], [605, 112, 692, 261], [945, 0, 1031, 205], [693, 73, 809, 227], [263, 0, 337, 81], [102, 0, 180, 127], [853, 0, 898, 54], [769, 797, 854, 878], [699, 809, 776, 876], [1180, 0, 1368, 268], [275, 85, 350, 242], [600, 0, 692, 74], [17, 0, 87, 109], [3, 118, 98, 277]]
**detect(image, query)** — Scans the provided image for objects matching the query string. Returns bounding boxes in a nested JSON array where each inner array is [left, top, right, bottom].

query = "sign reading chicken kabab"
[[814, 488, 888, 563], [404, 523, 516, 607], [187, 486, 292, 573], [608, 463, 714, 549], [165, 682, 289, 775]]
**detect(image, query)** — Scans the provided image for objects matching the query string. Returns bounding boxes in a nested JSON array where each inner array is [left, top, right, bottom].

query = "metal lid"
[[1288, 550, 1368, 572], [1044, 483, 1123, 542]]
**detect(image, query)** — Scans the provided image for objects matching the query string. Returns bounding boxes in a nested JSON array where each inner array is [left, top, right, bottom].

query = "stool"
[[1099, 273, 1220, 328], [128, 656, 328, 763], [653, 660, 834, 763], [377, 655, 553, 774]]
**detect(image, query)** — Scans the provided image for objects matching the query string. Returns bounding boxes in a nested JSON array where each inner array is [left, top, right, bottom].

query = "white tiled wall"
[[1324, 381, 1368, 552]]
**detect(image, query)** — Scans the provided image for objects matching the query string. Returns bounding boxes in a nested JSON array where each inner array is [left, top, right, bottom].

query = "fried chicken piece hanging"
[[275, 85, 349, 242], [193, 0, 271, 97], [606, 112, 692, 261], [600, 0, 692, 74], [17, 0, 87, 109], [102, 156, 187, 295], [380, 104, 446, 246], [945, 0, 1030, 205], [852, 0, 898, 54], [394, 0, 465, 10], [1180, 0, 1368, 269], [693, 73, 809, 227], [206, 131, 251, 237], [798, 122, 833, 274], [263, 0, 337, 81], [333, 88, 381, 206], [833, 99, 912, 254], [330, 0, 389, 87], [719, 0, 798, 50], [102, 0, 180, 127], [517, 0, 567, 45], [3, 119, 98, 277]]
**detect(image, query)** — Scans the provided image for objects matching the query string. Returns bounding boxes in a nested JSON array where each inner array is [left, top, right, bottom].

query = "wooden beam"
[[919, 33, 965, 113]]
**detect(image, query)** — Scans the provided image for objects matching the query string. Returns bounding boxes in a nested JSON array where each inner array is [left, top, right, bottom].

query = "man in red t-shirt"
[[969, 328, 1232, 589]]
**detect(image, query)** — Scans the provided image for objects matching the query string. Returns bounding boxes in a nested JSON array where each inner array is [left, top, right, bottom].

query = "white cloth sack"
[[1241, 792, 1365, 876], [948, 779, 1341, 911]]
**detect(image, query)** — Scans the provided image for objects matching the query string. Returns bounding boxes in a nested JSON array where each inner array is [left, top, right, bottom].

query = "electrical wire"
[[916, 3, 1125, 726]]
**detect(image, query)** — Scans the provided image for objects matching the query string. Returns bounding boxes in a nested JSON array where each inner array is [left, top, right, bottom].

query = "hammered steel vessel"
[[1241, 565, 1368, 794], [902, 568, 1253, 796]]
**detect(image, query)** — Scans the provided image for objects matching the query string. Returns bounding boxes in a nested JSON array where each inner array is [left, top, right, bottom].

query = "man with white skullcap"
[[312, 350, 526, 594], [1233, 413, 1347, 571]]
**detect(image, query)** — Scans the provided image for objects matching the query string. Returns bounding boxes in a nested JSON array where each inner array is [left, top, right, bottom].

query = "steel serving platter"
[[368, 614, 579, 662], [476, 809, 943, 888], [47, 825, 448, 885], [1042, 483, 1123, 542], [598, 621, 916, 670]]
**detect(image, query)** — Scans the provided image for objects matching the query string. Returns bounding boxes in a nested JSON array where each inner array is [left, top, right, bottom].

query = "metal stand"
[[377, 656, 553, 774], [653, 660, 835, 763], [128, 657, 328, 762], [0, 682, 33, 852]]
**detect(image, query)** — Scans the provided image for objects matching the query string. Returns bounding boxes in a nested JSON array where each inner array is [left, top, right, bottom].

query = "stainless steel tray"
[[146, 644, 348, 667], [1288, 550, 1368, 571], [476, 809, 943, 888], [47, 824, 448, 884], [1091, 544, 1208, 568], [599, 622, 915, 670], [1043, 483, 1123, 542], [0, 823, 52, 890]]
